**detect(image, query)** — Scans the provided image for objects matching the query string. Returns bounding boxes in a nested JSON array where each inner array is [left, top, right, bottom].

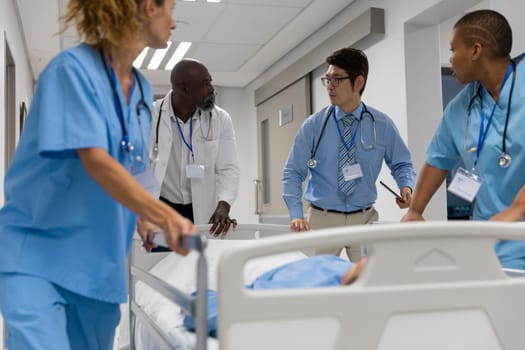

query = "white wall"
[[219, 86, 259, 223]]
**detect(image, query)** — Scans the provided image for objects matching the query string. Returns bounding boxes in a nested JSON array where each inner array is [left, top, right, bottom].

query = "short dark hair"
[[454, 10, 512, 58], [326, 47, 369, 95]]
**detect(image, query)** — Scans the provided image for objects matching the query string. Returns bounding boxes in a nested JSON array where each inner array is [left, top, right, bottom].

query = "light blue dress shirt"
[[283, 103, 416, 219], [427, 54, 525, 269], [0, 43, 152, 303]]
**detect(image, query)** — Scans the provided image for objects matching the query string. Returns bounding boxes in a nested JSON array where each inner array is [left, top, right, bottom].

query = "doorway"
[[255, 77, 310, 223]]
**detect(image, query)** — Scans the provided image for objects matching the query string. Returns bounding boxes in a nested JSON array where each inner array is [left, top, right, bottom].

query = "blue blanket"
[[183, 255, 353, 336]]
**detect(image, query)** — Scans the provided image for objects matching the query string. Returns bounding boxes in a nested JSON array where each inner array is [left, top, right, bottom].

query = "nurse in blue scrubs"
[[0, 1, 195, 349], [403, 10, 525, 269]]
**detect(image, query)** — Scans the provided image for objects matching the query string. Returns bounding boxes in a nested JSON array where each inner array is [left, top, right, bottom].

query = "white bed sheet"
[[134, 239, 306, 350]]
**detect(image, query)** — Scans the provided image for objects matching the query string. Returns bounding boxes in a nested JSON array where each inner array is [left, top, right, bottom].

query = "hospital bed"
[[128, 221, 525, 350]]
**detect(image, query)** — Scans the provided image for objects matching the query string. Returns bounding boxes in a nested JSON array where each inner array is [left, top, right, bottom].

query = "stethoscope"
[[151, 96, 213, 162], [307, 103, 376, 169], [100, 50, 151, 165], [464, 59, 516, 168]]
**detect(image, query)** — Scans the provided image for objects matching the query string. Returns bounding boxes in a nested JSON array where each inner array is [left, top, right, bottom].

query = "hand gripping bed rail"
[[217, 221, 525, 350], [130, 233, 208, 350]]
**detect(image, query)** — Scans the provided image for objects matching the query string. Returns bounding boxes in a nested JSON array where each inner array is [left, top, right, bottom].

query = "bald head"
[[170, 58, 215, 113], [170, 59, 209, 89]]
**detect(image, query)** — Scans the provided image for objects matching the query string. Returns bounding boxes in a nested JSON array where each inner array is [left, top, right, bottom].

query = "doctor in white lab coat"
[[150, 59, 240, 235]]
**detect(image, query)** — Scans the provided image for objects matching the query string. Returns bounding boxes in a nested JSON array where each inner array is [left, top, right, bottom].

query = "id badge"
[[134, 168, 161, 197], [343, 163, 363, 181], [448, 167, 482, 202], [186, 164, 205, 178]]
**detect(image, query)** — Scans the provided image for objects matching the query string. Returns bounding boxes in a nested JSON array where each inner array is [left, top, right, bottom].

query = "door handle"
[[253, 179, 262, 215]]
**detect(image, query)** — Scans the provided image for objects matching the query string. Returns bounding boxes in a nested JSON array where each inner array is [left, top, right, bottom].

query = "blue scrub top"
[[283, 103, 416, 219], [427, 54, 525, 269], [0, 43, 153, 303]]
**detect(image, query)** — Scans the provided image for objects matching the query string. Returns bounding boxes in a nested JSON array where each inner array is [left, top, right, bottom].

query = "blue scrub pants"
[[0, 273, 120, 350]]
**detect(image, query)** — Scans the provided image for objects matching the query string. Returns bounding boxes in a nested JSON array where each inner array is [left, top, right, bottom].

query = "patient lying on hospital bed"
[[183, 254, 365, 336], [133, 240, 364, 348], [134, 239, 307, 348]]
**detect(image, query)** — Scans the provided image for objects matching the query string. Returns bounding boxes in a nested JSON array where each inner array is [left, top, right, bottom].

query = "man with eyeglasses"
[[150, 59, 240, 237], [282, 47, 416, 261]]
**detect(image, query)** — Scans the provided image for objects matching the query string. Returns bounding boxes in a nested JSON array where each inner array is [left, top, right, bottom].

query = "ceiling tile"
[[223, 0, 312, 6], [203, 4, 303, 45], [171, 1, 225, 42], [190, 43, 261, 71]]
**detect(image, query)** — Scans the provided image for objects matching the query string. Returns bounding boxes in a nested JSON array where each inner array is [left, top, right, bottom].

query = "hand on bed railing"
[[146, 230, 208, 253], [290, 218, 310, 232], [208, 200, 238, 237], [137, 216, 195, 255]]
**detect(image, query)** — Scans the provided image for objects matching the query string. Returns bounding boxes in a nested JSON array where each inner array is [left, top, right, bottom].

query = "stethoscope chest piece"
[[307, 159, 317, 169], [498, 153, 512, 168]]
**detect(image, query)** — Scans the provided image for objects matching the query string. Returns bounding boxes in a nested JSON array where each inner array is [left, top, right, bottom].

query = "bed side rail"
[[218, 221, 525, 350], [220, 221, 525, 288], [129, 233, 208, 350]]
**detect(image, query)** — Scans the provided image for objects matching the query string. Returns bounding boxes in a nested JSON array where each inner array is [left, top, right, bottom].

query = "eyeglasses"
[[321, 76, 351, 87]]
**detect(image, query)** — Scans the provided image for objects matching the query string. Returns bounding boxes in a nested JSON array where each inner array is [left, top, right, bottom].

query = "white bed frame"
[[130, 221, 525, 350]]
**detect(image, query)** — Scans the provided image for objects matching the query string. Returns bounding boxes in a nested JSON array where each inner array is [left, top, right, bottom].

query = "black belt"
[[311, 204, 372, 215], [159, 197, 194, 223]]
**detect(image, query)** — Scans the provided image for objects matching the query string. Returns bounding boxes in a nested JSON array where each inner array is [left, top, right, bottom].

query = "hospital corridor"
[[2, 0, 525, 349]]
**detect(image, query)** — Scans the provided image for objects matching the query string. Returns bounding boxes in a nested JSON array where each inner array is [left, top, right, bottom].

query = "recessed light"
[[148, 41, 173, 70], [165, 42, 192, 70]]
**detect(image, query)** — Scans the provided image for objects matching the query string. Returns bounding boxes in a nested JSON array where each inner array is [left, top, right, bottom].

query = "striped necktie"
[[338, 114, 357, 196]]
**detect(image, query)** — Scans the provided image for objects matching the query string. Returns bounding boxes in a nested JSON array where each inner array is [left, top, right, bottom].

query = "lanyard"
[[474, 62, 513, 165], [334, 113, 358, 152], [175, 116, 194, 159], [110, 68, 135, 141], [101, 49, 136, 153]]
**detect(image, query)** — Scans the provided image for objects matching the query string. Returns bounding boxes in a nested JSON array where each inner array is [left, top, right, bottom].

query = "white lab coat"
[[150, 93, 240, 224]]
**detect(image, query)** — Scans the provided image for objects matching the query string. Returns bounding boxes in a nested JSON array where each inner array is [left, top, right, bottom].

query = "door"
[[255, 76, 310, 222]]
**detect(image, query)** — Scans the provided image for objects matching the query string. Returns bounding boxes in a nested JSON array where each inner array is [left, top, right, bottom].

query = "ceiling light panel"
[[165, 42, 193, 70], [147, 41, 173, 69]]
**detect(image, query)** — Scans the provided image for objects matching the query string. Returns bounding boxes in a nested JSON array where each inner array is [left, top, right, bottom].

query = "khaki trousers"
[[308, 205, 378, 262]]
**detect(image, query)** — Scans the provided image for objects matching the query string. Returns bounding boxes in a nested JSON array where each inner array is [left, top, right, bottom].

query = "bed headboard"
[[218, 221, 525, 350]]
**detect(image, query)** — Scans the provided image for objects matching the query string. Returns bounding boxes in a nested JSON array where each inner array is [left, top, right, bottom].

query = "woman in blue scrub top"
[[403, 10, 525, 269], [0, 1, 195, 349]]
